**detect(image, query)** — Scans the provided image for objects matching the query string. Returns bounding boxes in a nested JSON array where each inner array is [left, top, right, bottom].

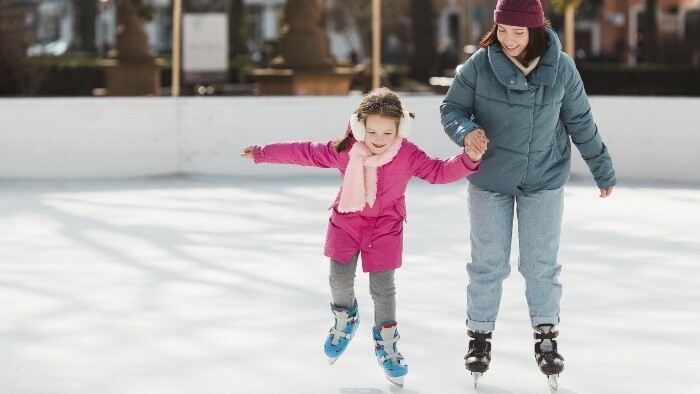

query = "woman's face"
[[497, 24, 530, 60], [363, 114, 398, 155]]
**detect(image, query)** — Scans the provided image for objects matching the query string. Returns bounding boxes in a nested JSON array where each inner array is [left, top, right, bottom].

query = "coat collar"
[[487, 27, 561, 90]]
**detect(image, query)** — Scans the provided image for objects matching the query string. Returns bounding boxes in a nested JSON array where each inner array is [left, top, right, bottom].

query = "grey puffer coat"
[[441, 28, 616, 195]]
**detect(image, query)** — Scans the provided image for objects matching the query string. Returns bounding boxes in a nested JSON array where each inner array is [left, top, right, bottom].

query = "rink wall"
[[0, 95, 698, 184]]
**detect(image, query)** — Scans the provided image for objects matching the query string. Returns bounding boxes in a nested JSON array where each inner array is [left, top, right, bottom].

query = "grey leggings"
[[329, 252, 396, 329]]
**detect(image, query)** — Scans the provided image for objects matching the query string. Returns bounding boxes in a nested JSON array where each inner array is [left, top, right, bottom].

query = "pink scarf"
[[338, 138, 403, 213]]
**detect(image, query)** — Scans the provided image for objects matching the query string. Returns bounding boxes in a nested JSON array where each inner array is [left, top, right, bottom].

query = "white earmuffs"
[[350, 110, 412, 142]]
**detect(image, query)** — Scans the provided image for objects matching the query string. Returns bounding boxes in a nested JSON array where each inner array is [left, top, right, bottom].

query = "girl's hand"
[[464, 129, 489, 163], [599, 187, 613, 198], [241, 145, 254, 159]]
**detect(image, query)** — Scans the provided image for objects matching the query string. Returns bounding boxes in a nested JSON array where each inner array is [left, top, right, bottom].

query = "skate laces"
[[472, 340, 489, 353], [534, 325, 563, 360], [329, 311, 356, 345], [375, 324, 403, 365], [467, 330, 492, 357]]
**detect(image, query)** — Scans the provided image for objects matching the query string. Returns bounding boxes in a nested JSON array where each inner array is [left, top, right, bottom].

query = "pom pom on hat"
[[494, 0, 545, 28]]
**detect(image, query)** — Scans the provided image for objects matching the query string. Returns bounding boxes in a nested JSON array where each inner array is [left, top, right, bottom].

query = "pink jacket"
[[252, 138, 479, 272]]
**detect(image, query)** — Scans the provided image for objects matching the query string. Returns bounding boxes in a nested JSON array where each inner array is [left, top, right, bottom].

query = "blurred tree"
[[0, 0, 20, 94], [329, 0, 431, 82], [228, 0, 248, 57], [100, 0, 161, 95], [0, 0, 44, 95], [71, 0, 97, 51], [269, 0, 334, 69], [409, 0, 436, 82], [551, 0, 582, 57], [331, 0, 411, 59], [110, 0, 153, 58], [642, 0, 659, 62], [125, 0, 155, 21]]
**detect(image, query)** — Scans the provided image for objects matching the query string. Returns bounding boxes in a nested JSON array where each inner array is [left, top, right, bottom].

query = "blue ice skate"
[[324, 300, 359, 364], [373, 322, 408, 387]]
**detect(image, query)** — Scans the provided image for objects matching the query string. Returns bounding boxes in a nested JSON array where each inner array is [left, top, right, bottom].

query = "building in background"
[[1, 0, 39, 49], [567, 0, 700, 63], [10, 0, 700, 65], [7, 0, 73, 56]]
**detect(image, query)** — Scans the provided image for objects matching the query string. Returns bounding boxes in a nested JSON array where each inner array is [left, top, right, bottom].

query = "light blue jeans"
[[466, 183, 564, 332]]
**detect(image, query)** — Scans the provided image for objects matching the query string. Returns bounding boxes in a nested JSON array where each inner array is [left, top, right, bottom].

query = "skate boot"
[[323, 300, 359, 364], [465, 330, 492, 387], [533, 324, 565, 390], [372, 322, 407, 387]]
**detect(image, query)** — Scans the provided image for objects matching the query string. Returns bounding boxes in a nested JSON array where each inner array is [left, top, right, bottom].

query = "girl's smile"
[[363, 114, 399, 155]]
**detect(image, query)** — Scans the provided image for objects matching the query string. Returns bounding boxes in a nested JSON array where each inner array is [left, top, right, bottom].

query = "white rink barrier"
[[0, 95, 698, 184]]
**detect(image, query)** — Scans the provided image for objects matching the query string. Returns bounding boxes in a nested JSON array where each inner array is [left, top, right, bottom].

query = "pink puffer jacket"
[[252, 138, 479, 272]]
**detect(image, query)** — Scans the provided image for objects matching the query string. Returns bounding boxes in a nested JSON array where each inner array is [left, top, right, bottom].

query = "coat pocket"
[[552, 122, 569, 163], [394, 200, 407, 222], [328, 197, 341, 211]]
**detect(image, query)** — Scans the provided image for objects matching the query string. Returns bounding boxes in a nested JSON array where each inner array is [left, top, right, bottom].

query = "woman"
[[440, 0, 616, 387]]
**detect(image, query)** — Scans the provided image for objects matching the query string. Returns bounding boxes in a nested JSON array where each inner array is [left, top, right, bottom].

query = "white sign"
[[183, 13, 228, 83]]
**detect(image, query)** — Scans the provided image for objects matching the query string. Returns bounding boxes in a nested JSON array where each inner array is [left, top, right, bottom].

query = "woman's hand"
[[241, 145, 254, 159], [599, 187, 613, 198], [464, 129, 489, 162]]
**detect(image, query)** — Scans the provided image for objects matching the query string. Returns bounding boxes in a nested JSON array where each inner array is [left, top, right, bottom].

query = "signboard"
[[183, 13, 228, 84]]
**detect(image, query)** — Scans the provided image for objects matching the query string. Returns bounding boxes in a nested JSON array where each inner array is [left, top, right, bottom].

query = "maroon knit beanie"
[[494, 0, 545, 27]]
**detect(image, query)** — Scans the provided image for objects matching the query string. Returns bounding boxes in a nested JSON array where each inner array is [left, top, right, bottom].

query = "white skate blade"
[[547, 374, 559, 391], [385, 374, 404, 387], [472, 372, 483, 388]]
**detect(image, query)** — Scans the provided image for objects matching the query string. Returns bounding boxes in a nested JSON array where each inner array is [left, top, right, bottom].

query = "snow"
[[1, 175, 699, 393]]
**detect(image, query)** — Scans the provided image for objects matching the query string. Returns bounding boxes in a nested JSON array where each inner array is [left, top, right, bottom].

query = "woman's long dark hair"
[[479, 19, 552, 65]]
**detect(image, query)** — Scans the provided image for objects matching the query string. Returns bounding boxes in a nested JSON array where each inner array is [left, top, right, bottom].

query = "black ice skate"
[[464, 330, 492, 387], [533, 324, 565, 390]]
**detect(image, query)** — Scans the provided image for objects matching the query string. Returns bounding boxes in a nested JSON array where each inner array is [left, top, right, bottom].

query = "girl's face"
[[363, 114, 398, 155], [497, 24, 530, 61]]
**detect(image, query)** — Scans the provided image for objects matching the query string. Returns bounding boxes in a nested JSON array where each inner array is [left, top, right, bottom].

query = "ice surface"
[[1, 175, 698, 393]]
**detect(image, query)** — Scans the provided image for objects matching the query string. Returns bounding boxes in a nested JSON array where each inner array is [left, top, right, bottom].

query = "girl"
[[440, 0, 616, 389], [242, 87, 488, 387]]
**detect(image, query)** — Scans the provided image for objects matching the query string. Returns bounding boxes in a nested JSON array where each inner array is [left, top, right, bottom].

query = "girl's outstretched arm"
[[247, 141, 341, 169], [408, 142, 480, 184]]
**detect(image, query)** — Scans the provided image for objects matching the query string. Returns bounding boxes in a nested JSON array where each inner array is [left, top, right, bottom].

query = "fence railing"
[[1, 95, 698, 184]]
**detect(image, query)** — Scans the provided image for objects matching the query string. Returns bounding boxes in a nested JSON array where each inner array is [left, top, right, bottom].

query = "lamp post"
[[564, 4, 574, 57], [372, 0, 380, 89], [172, 0, 182, 96], [460, 0, 474, 62]]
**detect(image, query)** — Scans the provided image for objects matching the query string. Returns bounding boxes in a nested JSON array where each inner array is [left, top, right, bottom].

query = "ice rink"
[[1, 175, 699, 393]]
